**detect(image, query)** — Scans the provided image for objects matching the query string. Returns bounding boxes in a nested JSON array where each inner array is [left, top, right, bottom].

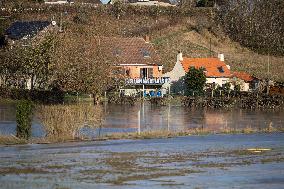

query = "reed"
[[0, 135, 27, 145], [36, 103, 103, 141]]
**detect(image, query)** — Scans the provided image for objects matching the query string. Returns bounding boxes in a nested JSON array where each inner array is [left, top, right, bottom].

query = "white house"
[[162, 52, 233, 94]]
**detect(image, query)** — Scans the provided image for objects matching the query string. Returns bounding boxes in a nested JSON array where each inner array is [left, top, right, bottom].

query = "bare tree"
[[53, 32, 114, 104]]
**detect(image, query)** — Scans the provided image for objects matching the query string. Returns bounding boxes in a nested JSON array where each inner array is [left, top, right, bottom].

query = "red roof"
[[233, 71, 255, 82], [181, 58, 232, 78]]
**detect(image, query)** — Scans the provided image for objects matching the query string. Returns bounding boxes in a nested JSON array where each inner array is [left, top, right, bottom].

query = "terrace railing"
[[125, 77, 170, 85]]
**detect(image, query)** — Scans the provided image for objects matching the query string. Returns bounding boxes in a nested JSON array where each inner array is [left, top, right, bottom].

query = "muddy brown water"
[[0, 102, 283, 137]]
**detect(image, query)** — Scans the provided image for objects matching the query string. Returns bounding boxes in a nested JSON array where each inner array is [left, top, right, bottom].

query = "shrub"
[[16, 100, 34, 140], [184, 67, 206, 96], [0, 87, 64, 104]]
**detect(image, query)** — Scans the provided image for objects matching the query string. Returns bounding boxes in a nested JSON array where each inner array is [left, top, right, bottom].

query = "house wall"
[[162, 59, 186, 94], [123, 65, 163, 78], [206, 77, 230, 87], [163, 60, 186, 82], [240, 82, 250, 91]]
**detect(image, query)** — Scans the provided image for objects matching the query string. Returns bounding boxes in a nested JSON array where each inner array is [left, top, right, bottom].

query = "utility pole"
[[59, 12, 63, 32], [267, 53, 270, 95], [209, 38, 212, 57], [267, 53, 270, 75]]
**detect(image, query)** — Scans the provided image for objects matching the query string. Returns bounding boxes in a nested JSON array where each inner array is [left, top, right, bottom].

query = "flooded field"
[[0, 102, 283, 137], [0, 134, 283, 189], [0, 102, 284, 188]]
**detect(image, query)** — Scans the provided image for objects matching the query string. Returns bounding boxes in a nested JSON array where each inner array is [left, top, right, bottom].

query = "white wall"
[[162, 59, 186, 91], [206, 77, 231, 87], [240, 82, 250, 91]]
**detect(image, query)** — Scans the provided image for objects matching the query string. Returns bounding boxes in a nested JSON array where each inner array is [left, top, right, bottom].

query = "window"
[[141, 49, 150, 58], [140, 68, 153, 78], [140, 68, 147, 78], [125, 69, 130, 76], [218, 66, 225, 73], [113, 48, 122, 57]]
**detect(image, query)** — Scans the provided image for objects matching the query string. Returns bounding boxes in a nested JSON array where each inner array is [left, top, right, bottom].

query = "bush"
[[16, 100, 34, 140], [0, 87, 65, 104], [184, 67, 206, 96]]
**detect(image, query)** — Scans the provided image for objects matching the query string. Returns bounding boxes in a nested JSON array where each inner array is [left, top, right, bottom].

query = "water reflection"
[[0, 102, 283, 137], [104, 103, 284, 133]]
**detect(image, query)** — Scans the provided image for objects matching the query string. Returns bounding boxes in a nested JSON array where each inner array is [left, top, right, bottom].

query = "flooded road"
[[0, 134, 284, 189]]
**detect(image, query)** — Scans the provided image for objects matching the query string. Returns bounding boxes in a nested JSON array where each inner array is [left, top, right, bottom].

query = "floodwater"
[[0, 134, 284, 189], [0, 102, 284, 137], [0, 103, 284, 188]]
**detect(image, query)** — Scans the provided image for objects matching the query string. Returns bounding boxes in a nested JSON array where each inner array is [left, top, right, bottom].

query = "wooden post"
[[137, 110, 141, 135], [142, 85, 145, 100], [167, 104, 170, 132]]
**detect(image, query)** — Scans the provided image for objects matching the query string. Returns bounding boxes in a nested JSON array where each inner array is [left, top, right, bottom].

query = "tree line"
[[0, 32, 117, 104], [216, 0, 284, 56]]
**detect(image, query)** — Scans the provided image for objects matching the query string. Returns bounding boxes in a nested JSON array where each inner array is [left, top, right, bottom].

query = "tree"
[[217, 0, 284, 56], [184, 67, 206, 96], [53, 32, 114, 104], [0, 35, 56, 89]]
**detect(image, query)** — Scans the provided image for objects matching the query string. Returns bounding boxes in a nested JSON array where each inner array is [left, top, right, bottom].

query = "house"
[[5, 20, 56, 47], [163, 52, 232, 94], [3, 20, 57, 89], [232, 71, 259, 91], [98, 36, 169, 96]]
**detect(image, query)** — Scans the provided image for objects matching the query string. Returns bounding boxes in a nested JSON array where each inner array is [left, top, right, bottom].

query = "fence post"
[[137, 110, 141, 135]]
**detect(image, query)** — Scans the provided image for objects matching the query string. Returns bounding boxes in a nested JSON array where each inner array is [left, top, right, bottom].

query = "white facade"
[[162, 52, 233, 94], [206, 77, 231, 87]]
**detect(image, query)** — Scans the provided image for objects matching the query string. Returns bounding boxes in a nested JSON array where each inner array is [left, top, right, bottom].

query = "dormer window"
[[113, 48, 122, 57], [141, 49, 150, 58], [218, 66, 224, 73]]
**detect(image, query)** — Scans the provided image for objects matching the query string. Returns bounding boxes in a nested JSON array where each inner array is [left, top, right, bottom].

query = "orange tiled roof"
[[233, 71, 255, 82], [181, 58, 232, 78]]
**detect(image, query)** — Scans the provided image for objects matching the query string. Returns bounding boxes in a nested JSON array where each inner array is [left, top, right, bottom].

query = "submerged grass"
[[1, 126, 282, 145], [0, 135, 27, 145], [0, 167, 49, 175], [104, 126, 284, 141]]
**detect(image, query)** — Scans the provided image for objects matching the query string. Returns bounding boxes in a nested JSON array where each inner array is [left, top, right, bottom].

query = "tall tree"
[[53, 32, 114, 104]]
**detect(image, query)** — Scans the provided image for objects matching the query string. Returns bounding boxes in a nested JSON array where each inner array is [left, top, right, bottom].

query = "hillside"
[[151, 22, 284, 82], [0, 3, 283, 82]]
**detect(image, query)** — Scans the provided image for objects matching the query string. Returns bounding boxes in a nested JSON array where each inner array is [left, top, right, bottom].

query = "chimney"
[[226, 65, 231, 70], [177, 51, 183, 62], [218, 53, 224, 62], [144, 35, 150, 43]]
